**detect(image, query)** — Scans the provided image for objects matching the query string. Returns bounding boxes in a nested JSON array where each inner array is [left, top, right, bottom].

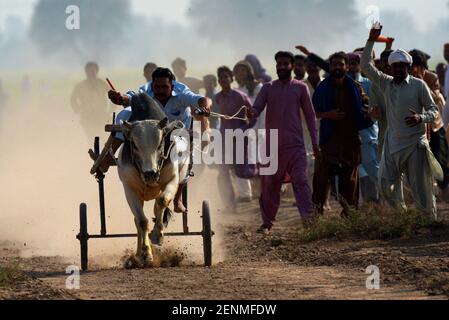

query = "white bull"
[[118, 118, 189, 265]]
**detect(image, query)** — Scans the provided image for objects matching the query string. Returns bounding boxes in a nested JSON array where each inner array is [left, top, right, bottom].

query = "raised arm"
[[296, 45, 330, 73], [309, 53, 330, 74], [361, 26, 391, 91]]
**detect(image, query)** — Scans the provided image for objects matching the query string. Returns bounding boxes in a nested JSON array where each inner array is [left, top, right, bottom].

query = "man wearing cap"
[[368, 47, 406, 207], [361, 24, 441, 219]]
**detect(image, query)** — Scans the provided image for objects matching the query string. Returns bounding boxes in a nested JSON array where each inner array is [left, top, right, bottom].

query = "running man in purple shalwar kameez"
[[247, 51, 320, 234]]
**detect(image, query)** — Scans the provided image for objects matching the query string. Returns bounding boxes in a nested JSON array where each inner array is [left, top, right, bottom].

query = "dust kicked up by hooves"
[[121, 246, 188, 269]]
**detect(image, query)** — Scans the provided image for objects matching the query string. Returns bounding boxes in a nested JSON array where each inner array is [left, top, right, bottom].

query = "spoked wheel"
[[77, 203, 89, 271], [201, 201, 212, 267]]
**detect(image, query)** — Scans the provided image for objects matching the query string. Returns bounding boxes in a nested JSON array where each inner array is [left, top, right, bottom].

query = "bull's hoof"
[[150, 230, 164, 246], [124, 255, 143, 269], [141, 253, 154, 267]]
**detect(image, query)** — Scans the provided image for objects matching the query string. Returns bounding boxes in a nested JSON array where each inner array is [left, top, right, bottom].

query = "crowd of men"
[[71, 24, 449, 234]]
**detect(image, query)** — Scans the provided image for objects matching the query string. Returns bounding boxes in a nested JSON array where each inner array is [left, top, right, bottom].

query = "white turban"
[[388, 49, 413, 66]]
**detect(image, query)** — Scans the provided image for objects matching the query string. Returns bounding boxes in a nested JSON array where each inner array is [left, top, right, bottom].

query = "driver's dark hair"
[[329, 52, 349, 65], [275, 51, 295, 64], [152, 67, 176, 83]]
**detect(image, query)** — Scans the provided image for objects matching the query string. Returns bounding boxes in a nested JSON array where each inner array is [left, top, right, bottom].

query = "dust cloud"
[[0, 71, 230, 268]]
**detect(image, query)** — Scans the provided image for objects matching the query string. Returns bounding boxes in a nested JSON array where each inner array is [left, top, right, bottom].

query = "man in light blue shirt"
[[117, 74, 198, 131], [91, 68, 211, 169], [96, 68, 211, 154], [102, 67, 211, 213], [110, 68, 211, 138], [348, 52, 380, 202], [115, 82, 196, 140]]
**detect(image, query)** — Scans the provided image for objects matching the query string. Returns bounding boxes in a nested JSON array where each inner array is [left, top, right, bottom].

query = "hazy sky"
[[356, 0, 448, 31], [1, 0, 448, 30], [1, 0, 448, 71]]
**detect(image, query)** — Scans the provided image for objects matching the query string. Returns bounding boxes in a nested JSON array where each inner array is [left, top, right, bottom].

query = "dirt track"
[[2, 196, 449, 300], [2, 85, 448, 300]]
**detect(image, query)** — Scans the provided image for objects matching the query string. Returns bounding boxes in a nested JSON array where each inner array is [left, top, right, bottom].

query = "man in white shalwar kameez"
[[361, 24, 442, 219]]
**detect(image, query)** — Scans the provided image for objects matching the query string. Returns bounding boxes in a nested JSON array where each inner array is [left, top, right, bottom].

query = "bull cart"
[[76, 116, 214, 271]]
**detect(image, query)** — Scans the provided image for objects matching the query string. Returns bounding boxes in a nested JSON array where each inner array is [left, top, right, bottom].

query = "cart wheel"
[[202, 201, 212, 267], [78, 203, 89, 271]]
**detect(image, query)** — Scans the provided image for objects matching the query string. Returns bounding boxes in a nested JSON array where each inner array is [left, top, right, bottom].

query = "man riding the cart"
[[90, 67, 212, 214]]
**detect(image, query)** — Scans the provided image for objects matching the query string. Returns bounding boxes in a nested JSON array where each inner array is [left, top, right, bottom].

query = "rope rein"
[[120, 107, 252, 171], [191, 106, 252, 154], [207, 106, 248, 121]]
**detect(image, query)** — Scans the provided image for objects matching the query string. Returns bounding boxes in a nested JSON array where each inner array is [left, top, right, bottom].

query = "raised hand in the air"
[[368, 22, 383, 42]]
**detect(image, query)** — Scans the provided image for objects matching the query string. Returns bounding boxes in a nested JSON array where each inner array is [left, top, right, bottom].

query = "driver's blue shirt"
[[115, 81, 202, 140]]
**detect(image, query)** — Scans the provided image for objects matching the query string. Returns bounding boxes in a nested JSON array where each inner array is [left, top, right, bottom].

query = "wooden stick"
[[375, 36, 394, 43], [106, 78, 116, 91], [105, 124, 122, 133]]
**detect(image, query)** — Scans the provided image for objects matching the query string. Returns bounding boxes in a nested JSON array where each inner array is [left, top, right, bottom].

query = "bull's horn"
[[121, 121, 133, 140], [158, 117, 169, 129]]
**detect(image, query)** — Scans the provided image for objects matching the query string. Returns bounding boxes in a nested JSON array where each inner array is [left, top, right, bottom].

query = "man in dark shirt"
[[312, 52, 373, 216]]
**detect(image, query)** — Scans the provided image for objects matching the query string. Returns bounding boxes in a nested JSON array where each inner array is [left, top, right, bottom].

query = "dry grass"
[[299, 203, 447, 242], [0, 263, 25, 286]]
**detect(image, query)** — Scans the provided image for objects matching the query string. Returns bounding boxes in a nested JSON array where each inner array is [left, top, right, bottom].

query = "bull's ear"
[[121, 121, 133, 140], [166, 120, 184, 132], [158, 117, 169, 129]]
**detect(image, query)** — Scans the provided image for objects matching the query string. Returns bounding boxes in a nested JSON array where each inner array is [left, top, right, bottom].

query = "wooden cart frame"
[[76, 120, 213, 271]]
